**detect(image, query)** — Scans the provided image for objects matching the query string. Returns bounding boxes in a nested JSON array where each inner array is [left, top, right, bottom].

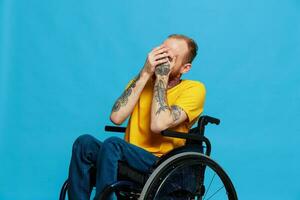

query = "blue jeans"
[[67, 134, 159, 200]]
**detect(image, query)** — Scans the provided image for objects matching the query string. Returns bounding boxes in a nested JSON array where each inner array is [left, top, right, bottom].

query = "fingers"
[[154, 58, 169, 66], [154, 52, 170, 61], [153, 45, 172, 60], [148, 44, 173, 68], [153, 47, 169, 56]]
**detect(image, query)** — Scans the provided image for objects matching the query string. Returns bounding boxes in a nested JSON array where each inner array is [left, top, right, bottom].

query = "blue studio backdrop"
[[0, 0, 299, 199]]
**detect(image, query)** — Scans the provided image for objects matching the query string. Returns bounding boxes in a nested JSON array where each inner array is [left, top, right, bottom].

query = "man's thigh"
[[102, 136, 159, 173]]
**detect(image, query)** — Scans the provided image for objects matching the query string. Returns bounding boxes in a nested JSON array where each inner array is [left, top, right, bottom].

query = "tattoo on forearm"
[[170, 105, 182, 121], [154, 79, 170, 115], [155, 62, 170, 76], [112, 74, 140, 112]]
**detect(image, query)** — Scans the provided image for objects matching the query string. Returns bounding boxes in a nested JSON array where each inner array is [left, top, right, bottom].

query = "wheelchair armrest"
[[161, 130, 205, 142], [161, 129, 212, 155], [105, 125, 126, 133]]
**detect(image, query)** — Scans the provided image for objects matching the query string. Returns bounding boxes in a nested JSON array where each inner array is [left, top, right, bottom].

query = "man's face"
[[162, 38, 189, 78]]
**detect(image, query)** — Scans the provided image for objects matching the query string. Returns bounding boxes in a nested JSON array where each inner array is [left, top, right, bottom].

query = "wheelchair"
[[59, 115, 238, 200]]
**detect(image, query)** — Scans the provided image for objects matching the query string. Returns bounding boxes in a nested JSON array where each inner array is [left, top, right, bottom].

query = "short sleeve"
[[173, 82, 206, 123]]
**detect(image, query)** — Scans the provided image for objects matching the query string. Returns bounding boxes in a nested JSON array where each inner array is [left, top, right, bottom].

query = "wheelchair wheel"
[[139, 152, 237, 200]]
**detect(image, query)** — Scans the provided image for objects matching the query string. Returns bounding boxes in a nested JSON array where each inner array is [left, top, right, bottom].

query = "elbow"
[[110, 114, 123, 125], [150, 121, 167, 134]]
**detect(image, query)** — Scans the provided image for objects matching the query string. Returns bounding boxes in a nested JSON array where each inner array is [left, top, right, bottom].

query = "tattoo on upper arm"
[[170, 105, 183, 121], [155, 62, 170, 76], [112, 74, 140, 112], [154, 79, 170, 115]]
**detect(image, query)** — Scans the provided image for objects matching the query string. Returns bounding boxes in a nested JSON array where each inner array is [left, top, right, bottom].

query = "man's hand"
[[154, 50, 176, 78], [142, 45, 171, 77]]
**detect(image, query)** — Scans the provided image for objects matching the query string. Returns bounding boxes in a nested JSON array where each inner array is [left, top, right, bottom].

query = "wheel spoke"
[[205, 186, 224, 200], [203, 173, 216, 199], [141, 153, 237, 200]]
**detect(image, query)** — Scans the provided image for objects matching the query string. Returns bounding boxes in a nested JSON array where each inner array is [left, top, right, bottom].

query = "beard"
[[169, 69, 181, 80]]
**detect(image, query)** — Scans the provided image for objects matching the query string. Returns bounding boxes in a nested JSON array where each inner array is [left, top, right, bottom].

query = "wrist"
[[155, 74, 169, 82]]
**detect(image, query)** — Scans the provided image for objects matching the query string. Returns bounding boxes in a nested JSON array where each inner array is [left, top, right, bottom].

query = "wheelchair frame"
[[59, 115, 238, 200]]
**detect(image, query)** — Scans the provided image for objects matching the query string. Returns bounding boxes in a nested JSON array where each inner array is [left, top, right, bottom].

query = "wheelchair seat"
[[117, 160, 150, 186]]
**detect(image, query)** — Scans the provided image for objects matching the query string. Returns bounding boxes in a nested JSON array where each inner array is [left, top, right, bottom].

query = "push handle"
[[204, 115, 220, 125], [198, 115, 220, 127]]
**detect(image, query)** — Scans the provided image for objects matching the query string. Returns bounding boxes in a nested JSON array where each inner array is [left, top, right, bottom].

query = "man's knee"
[[102, 136, 124, 150], [72, 134, 95, 152]]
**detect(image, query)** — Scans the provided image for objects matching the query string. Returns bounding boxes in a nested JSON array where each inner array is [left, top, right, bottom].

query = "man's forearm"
[[110, 70, 151, 125], [151, 75, 173, 132], [153, 76, 170, 115]]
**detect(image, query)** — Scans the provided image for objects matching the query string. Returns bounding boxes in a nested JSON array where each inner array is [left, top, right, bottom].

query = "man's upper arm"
[[169, 82, 206, 127]]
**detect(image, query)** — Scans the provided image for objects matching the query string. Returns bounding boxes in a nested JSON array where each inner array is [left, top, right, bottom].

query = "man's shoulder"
[[181, 79, 206, 90]]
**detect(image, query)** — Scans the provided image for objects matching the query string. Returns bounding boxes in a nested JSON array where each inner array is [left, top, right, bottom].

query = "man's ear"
[[180, 63, 192, 74]]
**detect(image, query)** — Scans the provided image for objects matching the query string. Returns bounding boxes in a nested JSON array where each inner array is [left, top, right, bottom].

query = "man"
[[67, 34, 206, 200]]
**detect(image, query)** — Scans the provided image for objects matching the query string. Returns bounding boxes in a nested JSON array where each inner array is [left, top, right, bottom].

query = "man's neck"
[[167, 76, 181, 89]]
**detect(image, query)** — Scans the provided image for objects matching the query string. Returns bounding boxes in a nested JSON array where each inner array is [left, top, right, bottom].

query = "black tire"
[[98, 181, 142, 200], [59, 180, 69, 200], [139, 152, 237, 200]]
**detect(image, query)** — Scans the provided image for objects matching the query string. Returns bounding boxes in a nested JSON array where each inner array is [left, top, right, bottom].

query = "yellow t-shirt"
[[124, 77, 206, 157]]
